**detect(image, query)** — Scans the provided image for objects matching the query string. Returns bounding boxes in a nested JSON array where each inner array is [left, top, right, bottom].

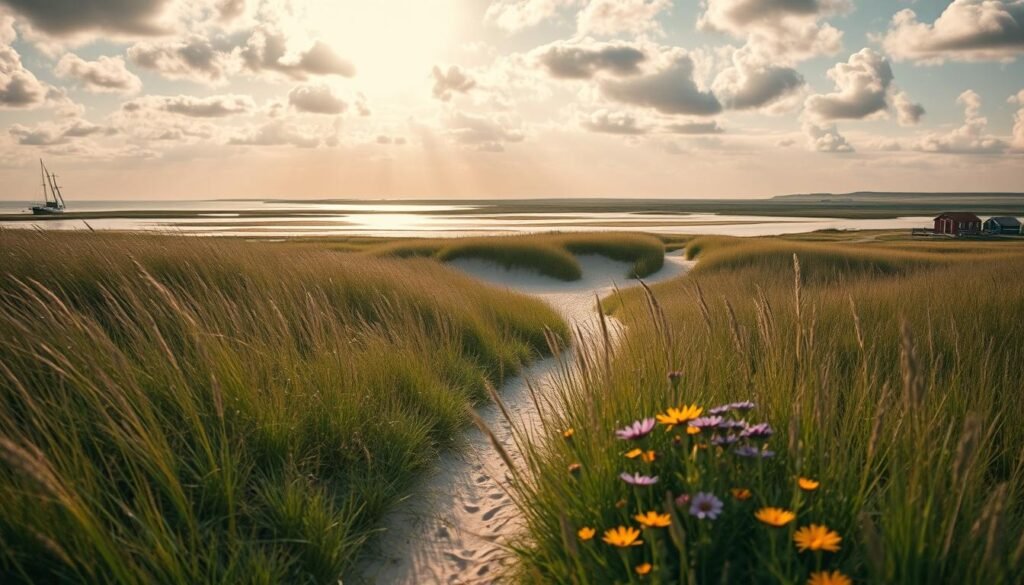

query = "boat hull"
[[31, 206, 65, 215]]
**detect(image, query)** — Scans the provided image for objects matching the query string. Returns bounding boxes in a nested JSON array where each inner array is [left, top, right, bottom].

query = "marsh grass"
[[509, 236, 1024, 584], [371, 233, 665, 281], [0, 230, 566, 584]]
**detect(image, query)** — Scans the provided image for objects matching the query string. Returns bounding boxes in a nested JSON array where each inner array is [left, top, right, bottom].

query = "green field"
[[508, 235, 1024, 584], [0, 231, 566, 583]]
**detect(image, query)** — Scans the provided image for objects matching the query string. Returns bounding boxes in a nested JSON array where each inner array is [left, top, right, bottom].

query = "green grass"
[[370, 233, 665, 281], [507, 235, 1024, 584], [0, 230, 567, 584]]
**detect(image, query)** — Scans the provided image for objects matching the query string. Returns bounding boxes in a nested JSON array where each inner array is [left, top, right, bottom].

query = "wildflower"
[[641, 450, 656, 463], [730, 487, 752, 501], [620, 472, 659, 486], [755, 507, 795, 527], [674, 493, 691, 507], [707, 404, 732, 415], [568, 463, 582, 476], [734, 445, 774, 458], [625, 448, 643, 459], [794, 524, 842, 552], [689, 492, 724, 520], [719, 419, 747, 429], [635, 563, 653, 576], [563, 428, 575, 440], [740, 422, 773, 439], [602, 526, 643, 547], [616, 418, 656, 440], [614, 499, 628, 509], [798, 477, 820, 491], [686, 425, 701, 435], [667, 371, 684, 382], [634, 511, 671, 528], [690, 416, 724, 430], [656, 405, 702, 430], [577, 527, 596, 541], [729, 401, 756, 411], [711, 434, 739, 447], [807, 570, 852, 585], [672, 434, 683, 447]]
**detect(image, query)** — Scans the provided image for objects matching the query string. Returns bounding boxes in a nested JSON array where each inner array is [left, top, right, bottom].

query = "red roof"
[[934, 212, 981, 222]]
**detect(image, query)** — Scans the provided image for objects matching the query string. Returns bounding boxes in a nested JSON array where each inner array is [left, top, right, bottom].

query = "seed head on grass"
[[602, 526, 643, 547], [794, 524, 842, 552], [620, 472, 659, 486], [807, 570, 851, 585], [755, 507, 795, 527], [634, 511, 671, 528], [616, 418, 656, 440], [689, 492, 724, 520]]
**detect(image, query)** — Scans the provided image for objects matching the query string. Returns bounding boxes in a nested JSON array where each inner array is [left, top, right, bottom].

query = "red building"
[[933, 212, 982, 236]]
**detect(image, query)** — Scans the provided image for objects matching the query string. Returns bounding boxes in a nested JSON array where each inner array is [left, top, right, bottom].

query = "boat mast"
[[51, 172, 65, 208], [39, 159, 51, 204]]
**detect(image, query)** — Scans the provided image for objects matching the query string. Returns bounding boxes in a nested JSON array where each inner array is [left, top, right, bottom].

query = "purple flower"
[[740, 422, 773, 439], [690, 416, 724, 429], [707, 404, 731, 415], [616, 418, 656, 440], [674, 493, 691, 507], [734, 445, 775, 458], [620, 472, 659, 486], [689, 492, 724, 520], [719, 419, 747, 429], [729, 401, 756, 411], [711, 433, 739, 446]]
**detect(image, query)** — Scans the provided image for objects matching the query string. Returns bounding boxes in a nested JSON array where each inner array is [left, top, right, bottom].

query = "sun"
[[304, 0, 458, 96]]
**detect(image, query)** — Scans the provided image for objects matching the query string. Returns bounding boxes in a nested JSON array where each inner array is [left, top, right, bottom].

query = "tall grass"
[[509, 236, 1024, 584], [371, 233, 665, 281], [0, 231, 566, 584]]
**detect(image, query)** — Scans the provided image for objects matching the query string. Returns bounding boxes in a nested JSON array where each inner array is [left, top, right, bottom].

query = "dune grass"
[[0, 230, 567, 584], [507, 235, 1024, 584], [370, 233, 665, 281]]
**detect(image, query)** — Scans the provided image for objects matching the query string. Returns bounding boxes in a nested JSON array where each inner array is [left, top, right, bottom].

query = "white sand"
[[350, 252, 693, 584]]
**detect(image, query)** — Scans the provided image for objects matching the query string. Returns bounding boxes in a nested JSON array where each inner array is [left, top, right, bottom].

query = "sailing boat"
[[31, 159, 67, 215]]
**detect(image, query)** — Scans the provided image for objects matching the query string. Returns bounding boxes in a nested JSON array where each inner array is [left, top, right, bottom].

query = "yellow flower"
[[798, 477, 820, 491], [730, 487, 752, 501], [635, 563, 652, 576], [807, 570, 852, 585], [577, 527, 595, 541], [641, 450, 656, 463], [656, 405, 703, 430], [755, 507, 796, 527], [633, 511, 671, 528], [625, 448, 643, 459], [602, 526, 643, 547], [563, 428, 575, 439], [794, 524, 842, 552], [686, 425, 701, 435]]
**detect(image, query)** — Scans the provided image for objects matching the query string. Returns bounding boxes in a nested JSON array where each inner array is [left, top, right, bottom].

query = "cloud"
[[128, 37, 234, 84], [712, 45, 804, 110], [914, 90, 1007, 154], [581, 109, 645, 134], [534, 40, 646, 79], [376, 135, 407, 145], [599, 52, 722, 115], [288, 84, 346, 114], [664, 121, 724, 134], [216, 0, 246, 22], [445, 111, 524, 152], [432, 65, 476, 101], [576, 0, 671, 36], [122, 94, 255, 117], [229, 120, 320, 148], [882, 1, 1024, 64], [0, 44, 50, 108], [8, 118, 111, 145], [239, 26, 355, 80], [485, 0, 581, 33], [697, 0, 848, 62], [54, 54, 141, 94], [893, 91, 925, 126], [805, 48, 894, 120], [0, 0, 173, 38], [803, 120, 853, 153], [1011, 90, 1024, 149]]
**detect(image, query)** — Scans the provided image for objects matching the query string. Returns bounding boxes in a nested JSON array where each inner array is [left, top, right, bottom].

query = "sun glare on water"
[[305, 0, 458, 95]]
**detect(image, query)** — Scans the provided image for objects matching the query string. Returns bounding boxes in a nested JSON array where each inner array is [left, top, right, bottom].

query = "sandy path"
[[351, 252, 694, 584]]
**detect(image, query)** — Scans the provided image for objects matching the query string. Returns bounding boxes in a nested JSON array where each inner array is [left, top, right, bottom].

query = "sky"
[[0, 0, 1022, 201]]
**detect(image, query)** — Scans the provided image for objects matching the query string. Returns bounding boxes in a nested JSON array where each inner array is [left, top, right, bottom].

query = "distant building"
[[983, 216, 1022, 235], [933, 212, 982, 236]]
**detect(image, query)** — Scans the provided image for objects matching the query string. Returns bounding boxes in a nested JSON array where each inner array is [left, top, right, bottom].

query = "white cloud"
[[484, 0, 582, 33], [122, 94, 255, 118], [0, 0, 174, 38], [664, 120, 723, 134], [580, 108, 645, 134], [288, 84, 346, 114], [9, 118, 112, 145], [128, 37, 235, 85], [432, 65, 476, 101], [712, 45, 805, 110], [1010, 89, 1024, 149], [914, 90, 1007, 154], [893, 91, 925, 126], [239, 25, 355, 80], [576, 0, 671, 37], [805, 48, 891, 120], [599, 51, 721, 115], [533, 39, 647, 79], [445, 111, 524, 152], [229, 120, 321, 148], [803, 120, 853, 153], [882, 0, 1024, 64], [55, 54, 142, 94], [697, 0, 848, 62]]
